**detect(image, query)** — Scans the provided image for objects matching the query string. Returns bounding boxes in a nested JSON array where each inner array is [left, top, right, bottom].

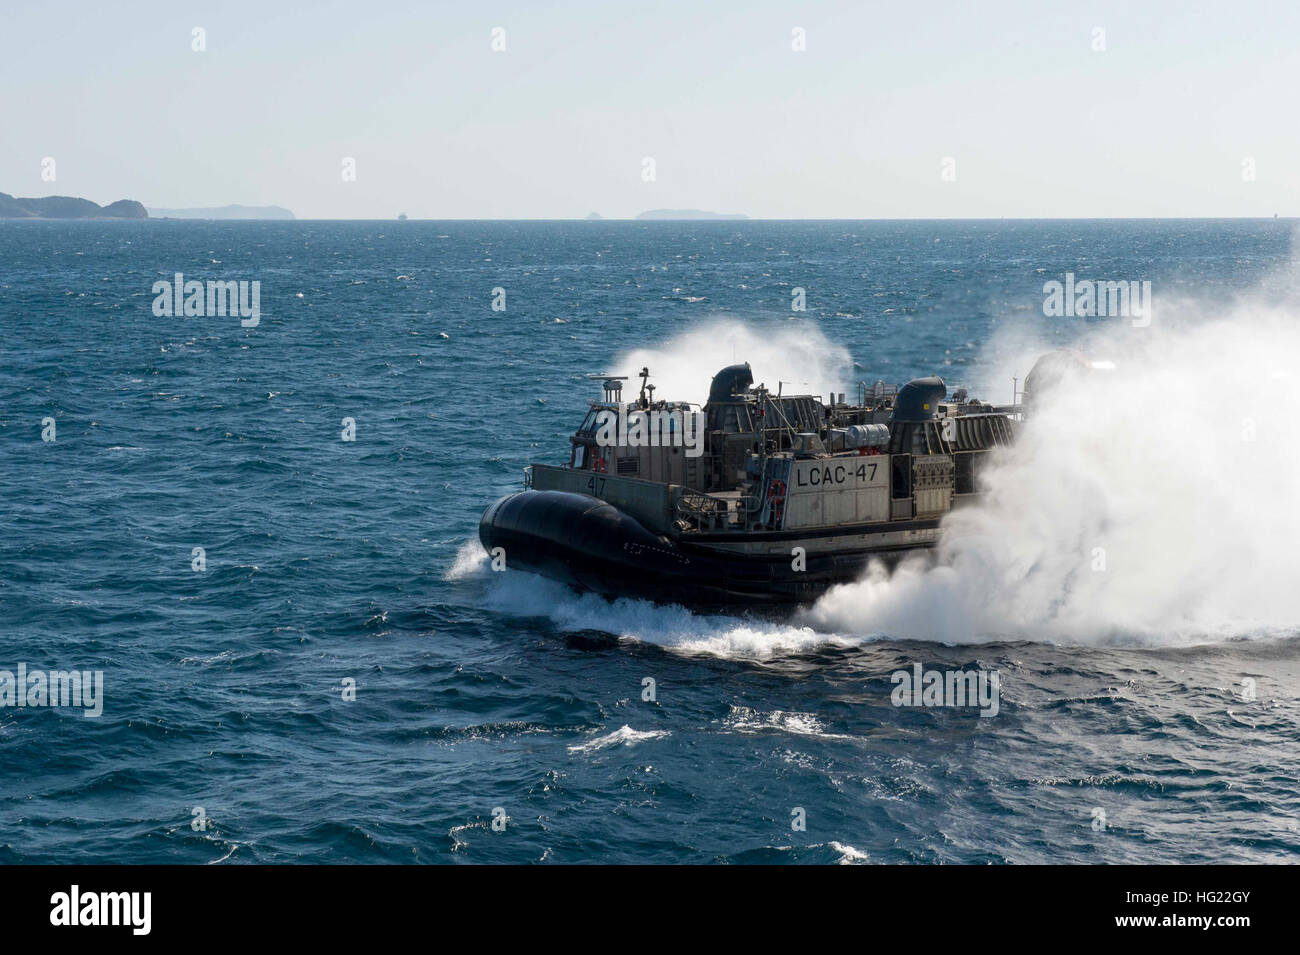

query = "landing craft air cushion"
[[480, 360, 1040, 605]]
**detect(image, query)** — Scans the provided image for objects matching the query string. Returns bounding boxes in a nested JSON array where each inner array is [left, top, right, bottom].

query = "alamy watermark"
[[593, 407, 704, 457], [0, 664, 103, 717], [50, 885, 150, 935], [1043, 272, 1152, 327], [891, 663, 1000, 717], [152, 273, 260, 327]]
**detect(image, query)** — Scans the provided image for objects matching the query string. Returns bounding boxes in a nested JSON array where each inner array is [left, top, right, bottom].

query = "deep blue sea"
[[2, 219, 1298, 863]]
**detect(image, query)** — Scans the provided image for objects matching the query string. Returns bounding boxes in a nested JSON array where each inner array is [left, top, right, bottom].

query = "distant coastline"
[[4, 201, 1289, 223], [147, 204, 295, 220], [0, 193, 301, 221], [0, 192, 147, 219], [636, 209, 748, 220], [585, 210, 750, 221]]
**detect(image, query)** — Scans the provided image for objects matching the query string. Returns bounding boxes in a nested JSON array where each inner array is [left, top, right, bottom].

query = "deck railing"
[[674, 488, 728, 531]]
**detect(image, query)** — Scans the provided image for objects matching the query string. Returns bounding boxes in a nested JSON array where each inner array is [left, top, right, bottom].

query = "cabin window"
[[573, 445, 587, 469]]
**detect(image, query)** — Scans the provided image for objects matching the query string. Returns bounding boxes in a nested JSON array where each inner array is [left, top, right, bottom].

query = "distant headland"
[[147, 204, 295, 220], [0, 192, 147, 219], [635, 209, 749, 220]]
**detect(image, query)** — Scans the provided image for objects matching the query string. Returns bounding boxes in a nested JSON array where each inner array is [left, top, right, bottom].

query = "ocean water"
[[2, 218, 1298, 864]]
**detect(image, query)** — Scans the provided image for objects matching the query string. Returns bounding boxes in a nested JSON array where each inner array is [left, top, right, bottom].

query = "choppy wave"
[[567, 725, 670, 754]]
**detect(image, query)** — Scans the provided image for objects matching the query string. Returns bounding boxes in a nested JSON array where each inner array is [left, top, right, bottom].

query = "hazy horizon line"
[[7, 214, 1294, 223]]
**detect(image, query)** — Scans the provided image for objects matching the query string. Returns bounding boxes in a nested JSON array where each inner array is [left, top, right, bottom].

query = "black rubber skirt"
[[478, 490, 920, 606]]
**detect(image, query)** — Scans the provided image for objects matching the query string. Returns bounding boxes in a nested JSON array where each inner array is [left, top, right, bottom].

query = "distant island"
[[147, 204, 295, 220], [0, 192, 147, 219], [636, 209, 748, 220]]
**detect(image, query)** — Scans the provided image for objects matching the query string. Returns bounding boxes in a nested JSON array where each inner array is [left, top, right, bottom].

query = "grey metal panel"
[[530, 464, 675, 534]]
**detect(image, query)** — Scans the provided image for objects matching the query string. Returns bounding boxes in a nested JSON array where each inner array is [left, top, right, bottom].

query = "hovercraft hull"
[[478, 490, 933, 606]]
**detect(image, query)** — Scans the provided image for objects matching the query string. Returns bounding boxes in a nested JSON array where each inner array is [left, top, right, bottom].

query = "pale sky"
[[2, 0, 1296, 219]]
